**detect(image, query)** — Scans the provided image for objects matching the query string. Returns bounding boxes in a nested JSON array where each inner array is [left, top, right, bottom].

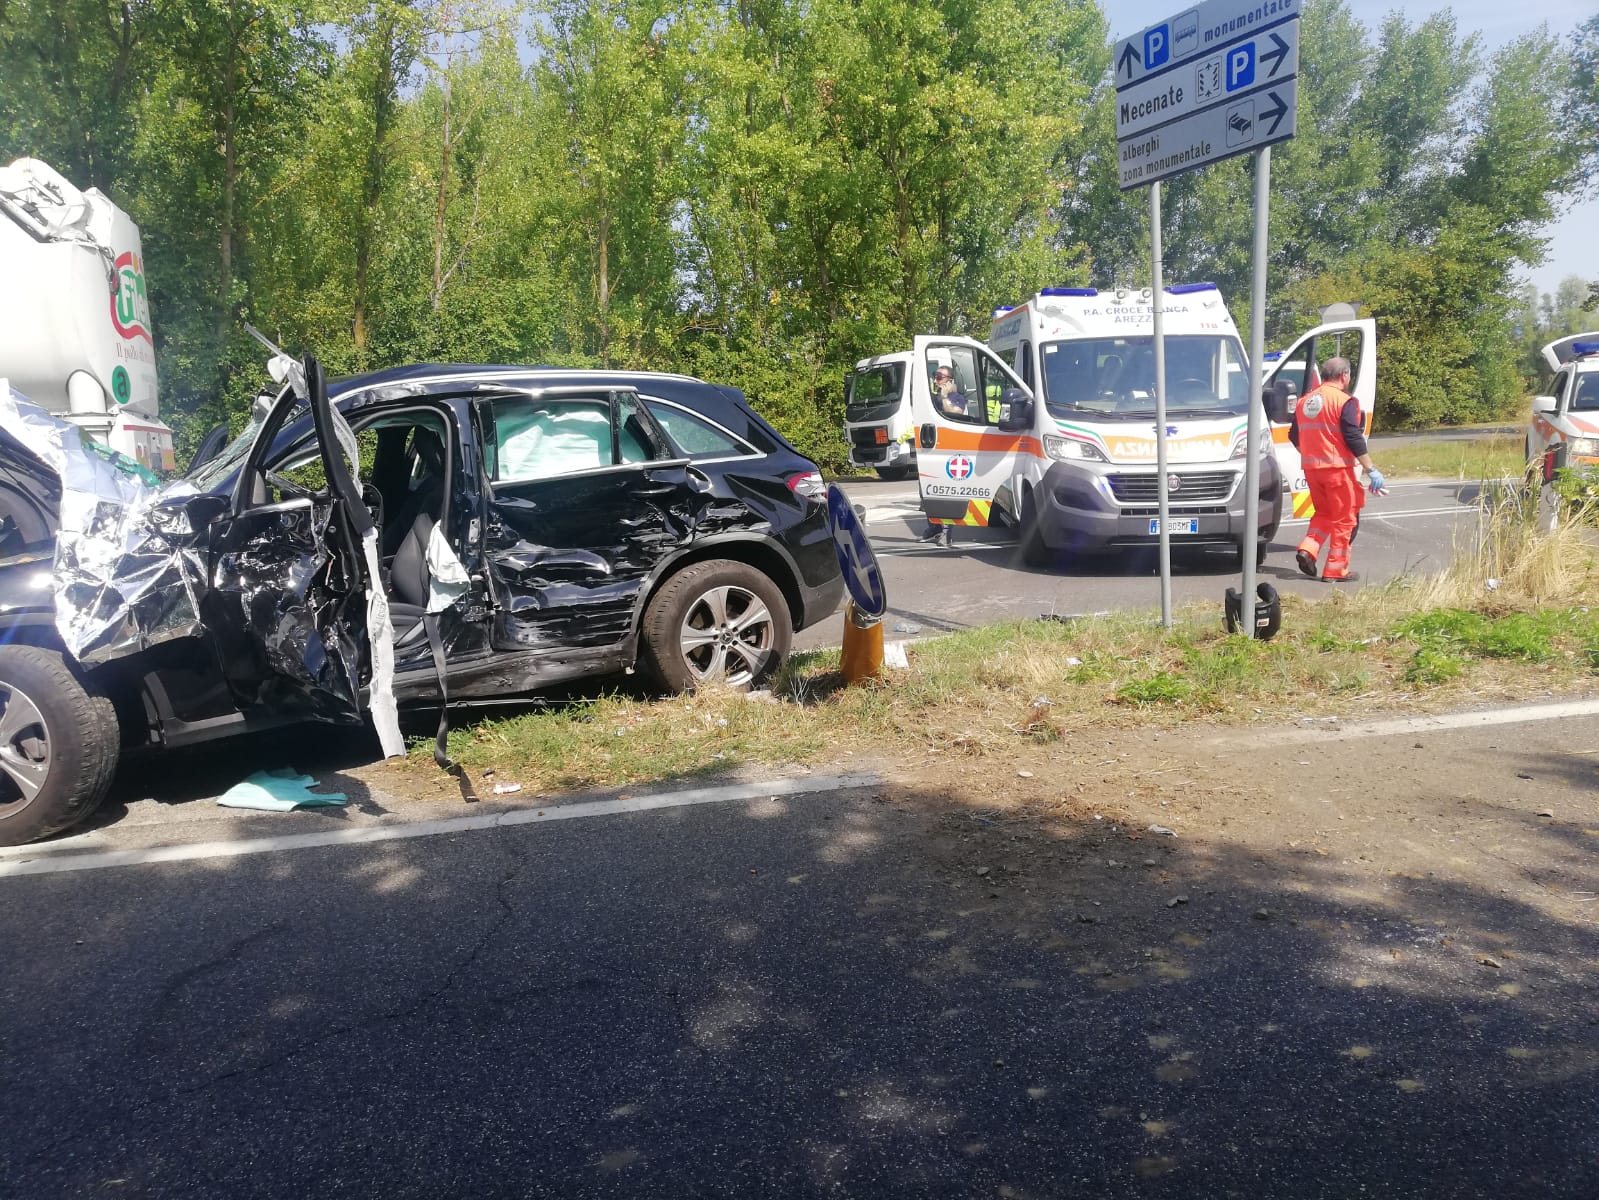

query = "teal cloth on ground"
[[216, 768, 348, 811]]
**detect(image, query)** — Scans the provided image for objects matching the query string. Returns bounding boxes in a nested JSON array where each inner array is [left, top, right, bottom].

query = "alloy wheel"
[[678, 584, 776, 687], [0, 681, 51, 814]]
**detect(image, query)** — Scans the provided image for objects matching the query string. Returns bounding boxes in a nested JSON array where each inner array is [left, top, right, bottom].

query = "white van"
[[907, 284, 1375, 566], [845, 350, 918, 479]]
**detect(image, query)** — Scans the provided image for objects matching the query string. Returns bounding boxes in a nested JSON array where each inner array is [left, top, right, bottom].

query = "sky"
[[1106, 0, 1595, 298]]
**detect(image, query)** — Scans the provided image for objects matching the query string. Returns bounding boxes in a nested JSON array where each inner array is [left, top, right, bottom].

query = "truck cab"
[[905, 284, 1375, 567], [844, 352, 918, 480]]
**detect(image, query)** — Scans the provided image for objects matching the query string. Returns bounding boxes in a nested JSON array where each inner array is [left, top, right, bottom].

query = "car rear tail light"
[[787, 470, 826, 503]]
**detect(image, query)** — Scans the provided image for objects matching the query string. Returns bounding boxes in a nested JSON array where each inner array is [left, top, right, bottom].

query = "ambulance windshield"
[[1039, 335, 1249, 421]]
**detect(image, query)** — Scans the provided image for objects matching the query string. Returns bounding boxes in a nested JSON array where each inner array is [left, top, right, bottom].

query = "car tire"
[[641, 559, 793, 693], [1235, 537, 1268, 569], [875, 464, 915, 482], [0, 645, 120, 846], [1018, 489, 1050, 568]]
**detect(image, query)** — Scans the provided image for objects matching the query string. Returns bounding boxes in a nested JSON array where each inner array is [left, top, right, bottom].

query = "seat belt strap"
[[422, 612, 455, 772]]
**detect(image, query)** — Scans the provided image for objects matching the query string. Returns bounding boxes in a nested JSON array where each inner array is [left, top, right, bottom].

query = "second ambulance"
[[908, 283, 1375, 567]]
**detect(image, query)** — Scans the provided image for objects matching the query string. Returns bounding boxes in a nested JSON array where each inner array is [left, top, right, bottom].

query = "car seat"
[[382, 428, 447, 644]]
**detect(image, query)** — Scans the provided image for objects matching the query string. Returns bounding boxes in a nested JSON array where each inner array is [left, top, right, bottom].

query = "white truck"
[[898, 284, 1374, 566], [0, 158, 176, 472], [844, 351, 919, 480]]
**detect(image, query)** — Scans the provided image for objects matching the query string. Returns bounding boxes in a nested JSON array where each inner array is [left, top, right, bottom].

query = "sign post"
[[1239, 146, 1271, 622], [1115, 0, 1300, 635], [1150, 182, 1172, 627]]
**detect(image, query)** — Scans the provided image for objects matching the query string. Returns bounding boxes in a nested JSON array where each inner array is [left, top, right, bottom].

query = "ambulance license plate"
[[874, 428, 888, 445], [1148, 519, 1198, 535]]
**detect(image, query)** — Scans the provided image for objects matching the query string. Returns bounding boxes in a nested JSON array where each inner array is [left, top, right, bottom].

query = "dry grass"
[[405, 492, 1598, 795]]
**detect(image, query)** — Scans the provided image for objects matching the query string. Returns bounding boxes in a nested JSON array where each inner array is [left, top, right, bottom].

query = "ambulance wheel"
[[0, 646, 120, 845], [1235, 538, 1268, 569], [875, 464, 915, 482], [1018, 490, 1050, 568]]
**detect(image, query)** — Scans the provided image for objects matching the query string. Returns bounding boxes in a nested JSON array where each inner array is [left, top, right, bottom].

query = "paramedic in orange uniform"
[[1289, 356, 1387, 582]]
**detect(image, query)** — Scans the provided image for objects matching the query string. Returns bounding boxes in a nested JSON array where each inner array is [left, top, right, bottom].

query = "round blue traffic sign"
[[825, 484, 887, 619]]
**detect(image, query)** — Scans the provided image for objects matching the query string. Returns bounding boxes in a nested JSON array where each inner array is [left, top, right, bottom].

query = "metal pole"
[[1151, 181, 1172, 629], [1240, 146, 1271, 631]]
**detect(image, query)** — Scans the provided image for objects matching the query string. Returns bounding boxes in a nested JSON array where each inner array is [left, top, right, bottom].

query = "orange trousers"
[[1297, 466, 1365, 579]]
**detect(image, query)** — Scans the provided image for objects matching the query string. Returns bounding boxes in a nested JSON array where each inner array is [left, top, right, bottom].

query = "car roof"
[[327, 363, 708, 400]]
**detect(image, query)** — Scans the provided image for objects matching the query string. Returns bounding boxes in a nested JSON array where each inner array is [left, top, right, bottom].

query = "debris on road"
[[216, 770, 348, 812], [1166, 896, 1189, 908], [1148, 824, 1178, 837], [492, 782, 524, 795]]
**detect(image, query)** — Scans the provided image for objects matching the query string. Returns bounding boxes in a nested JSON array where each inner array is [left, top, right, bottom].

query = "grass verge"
[[404, 488, 1597, 795], [1378, 435, 1523, 480]]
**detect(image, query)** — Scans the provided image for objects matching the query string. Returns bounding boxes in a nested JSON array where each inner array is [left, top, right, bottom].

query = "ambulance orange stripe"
[[933, 428, 1043, 456]]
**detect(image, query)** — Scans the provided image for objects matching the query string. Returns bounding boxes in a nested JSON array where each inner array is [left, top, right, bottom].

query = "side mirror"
[[997, 388, 1034, 432], [1263, 380, 1291, 425], [1532, 395, 1557, 415]]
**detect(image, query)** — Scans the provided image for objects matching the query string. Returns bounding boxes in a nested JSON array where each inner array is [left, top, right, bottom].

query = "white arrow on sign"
[[1117, 79, 1297, 191], [1115, 21, 1299, 141], [1115, 0, 1301, 89]]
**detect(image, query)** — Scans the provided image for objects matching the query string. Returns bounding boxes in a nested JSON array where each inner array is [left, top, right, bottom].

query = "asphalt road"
[[4, 708, 1596, 1198], [797, 475, 1482, 650]]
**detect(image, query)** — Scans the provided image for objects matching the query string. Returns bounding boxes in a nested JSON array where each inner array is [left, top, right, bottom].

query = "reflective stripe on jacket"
[[1294, 383, 1357, 469]]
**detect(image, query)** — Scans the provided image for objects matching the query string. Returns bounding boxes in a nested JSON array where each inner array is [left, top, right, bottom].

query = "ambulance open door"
[[910, 334, 1033, 530], [1262, 318, 1378, 516]]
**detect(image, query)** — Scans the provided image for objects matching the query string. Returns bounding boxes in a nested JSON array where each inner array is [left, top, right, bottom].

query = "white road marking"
[[0, 773, 880, 879], [1282, 505, 1467, 527], [1215, 698, 1599, 744]]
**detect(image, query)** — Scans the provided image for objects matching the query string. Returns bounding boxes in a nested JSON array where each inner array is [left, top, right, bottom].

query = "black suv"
[[0, 359, 842, 844]]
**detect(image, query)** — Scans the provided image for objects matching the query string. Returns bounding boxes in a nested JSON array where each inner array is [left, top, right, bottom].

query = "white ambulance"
[[1526, 333, 1599, 483], [908, 284, 1375, 566]]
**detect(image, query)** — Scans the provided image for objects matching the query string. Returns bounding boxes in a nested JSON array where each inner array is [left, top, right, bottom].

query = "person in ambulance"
[[1289, 356, 1388, 581], [919, 366, 970, 547]]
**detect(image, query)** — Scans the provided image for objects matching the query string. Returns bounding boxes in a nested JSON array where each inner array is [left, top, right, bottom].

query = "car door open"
[[912, 334, 1033, 528], [1263, 318, 1378, 502], [196, 356, 400, 751]]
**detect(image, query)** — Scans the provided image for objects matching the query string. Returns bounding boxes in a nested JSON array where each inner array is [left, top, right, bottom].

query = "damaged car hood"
[[0, 382, 204, 662]]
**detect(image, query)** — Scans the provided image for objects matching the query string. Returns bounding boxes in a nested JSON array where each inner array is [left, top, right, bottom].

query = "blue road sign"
[[1227, 42, 1255, 91], [1145, 24, 1170, 70], [825, 485, 888, 619]]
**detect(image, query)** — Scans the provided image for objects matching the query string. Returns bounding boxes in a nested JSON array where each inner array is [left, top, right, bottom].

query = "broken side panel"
[[476, 389, 709, 654], [485, 464, 698, 651]]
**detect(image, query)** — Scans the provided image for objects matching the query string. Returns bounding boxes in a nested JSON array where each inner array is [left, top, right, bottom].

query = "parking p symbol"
[[1227, 42, 1255, 90], [1145, 24, 1169, 69]]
